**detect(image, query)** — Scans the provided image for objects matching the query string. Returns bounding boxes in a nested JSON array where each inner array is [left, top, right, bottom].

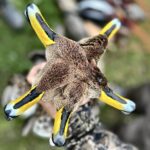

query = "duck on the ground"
[[4, 3, 136, 147]]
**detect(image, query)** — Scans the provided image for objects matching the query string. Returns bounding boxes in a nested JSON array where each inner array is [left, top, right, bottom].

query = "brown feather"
[[34, 34, 108, 110], [80, 34, 108, 61], [37, 59, 70, 92]]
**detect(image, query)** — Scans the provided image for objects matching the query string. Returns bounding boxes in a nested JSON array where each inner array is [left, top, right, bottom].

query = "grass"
[[105, 41, 150, 87], [0, 114, 51, 150], [0, 0, 150, 150]]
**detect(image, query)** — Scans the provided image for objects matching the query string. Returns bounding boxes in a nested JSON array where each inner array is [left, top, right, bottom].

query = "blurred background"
[[0, 0, 150, 150]]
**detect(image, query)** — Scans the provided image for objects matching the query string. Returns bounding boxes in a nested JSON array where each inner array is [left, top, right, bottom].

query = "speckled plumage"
[[80, 35, 108, 61], [4, 4, 136, 147], [66, 100, 138, 150], [34, 35, 108, 110]]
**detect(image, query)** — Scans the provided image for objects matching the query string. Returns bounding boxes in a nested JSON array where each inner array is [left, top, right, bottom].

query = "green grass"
[[0, 114, 50, 150], [0, 0, 150, 150], [105, 41, 150, 87]]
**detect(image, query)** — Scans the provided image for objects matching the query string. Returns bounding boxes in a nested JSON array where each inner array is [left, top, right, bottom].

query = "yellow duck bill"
[[100, 18, 121, 40], [25, 3, 56, 47], [50, 107, 71, 147], [99, 87, 136, 114], [4, 86, 44, 120]]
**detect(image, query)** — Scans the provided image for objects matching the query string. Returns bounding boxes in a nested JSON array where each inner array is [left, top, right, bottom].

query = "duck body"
[[34, 34, 108, 111], [4, 3, 136, 147]]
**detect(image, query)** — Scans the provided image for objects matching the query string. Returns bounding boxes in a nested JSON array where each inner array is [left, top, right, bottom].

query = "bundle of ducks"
[[4, 3, 136, 147]]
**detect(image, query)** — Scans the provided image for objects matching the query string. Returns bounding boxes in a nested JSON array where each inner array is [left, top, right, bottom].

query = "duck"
[[4, 3, 136, 147], [65, 99, 138, 150]]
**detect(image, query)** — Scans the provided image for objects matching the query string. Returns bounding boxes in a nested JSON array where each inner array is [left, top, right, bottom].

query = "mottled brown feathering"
[[52, 36, 89, 69], [63, 80, 87, 110], [34, 34, 108, 110], [80, 34, 108, 61], [37, 60, 70, 92]]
